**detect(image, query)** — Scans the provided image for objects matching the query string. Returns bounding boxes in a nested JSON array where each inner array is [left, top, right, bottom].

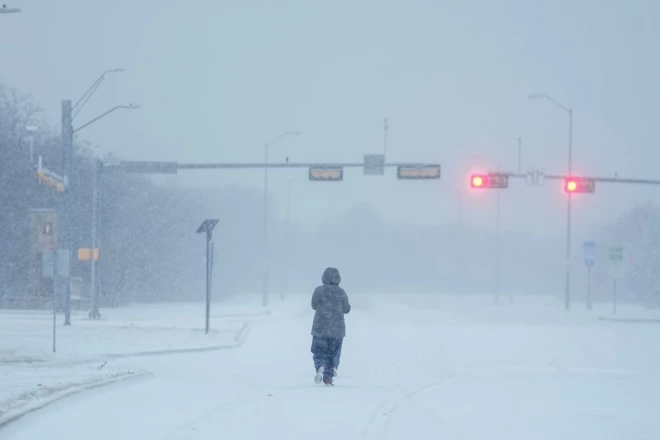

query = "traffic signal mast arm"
[[474, 172, 660, 187]]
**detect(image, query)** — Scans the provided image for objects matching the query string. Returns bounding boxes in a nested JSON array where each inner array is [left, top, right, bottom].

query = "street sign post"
[[609, 245, 624, 314], [197, 219, 219, 334], [363, 154, 385, 176], [583, 241, 596, 309]]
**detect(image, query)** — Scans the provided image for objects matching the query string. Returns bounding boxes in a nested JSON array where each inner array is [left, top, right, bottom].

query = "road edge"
[[0, 370, 153, 431]]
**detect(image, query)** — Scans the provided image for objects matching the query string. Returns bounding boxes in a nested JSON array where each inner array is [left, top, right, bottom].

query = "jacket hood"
[[322, 267, 341, 285]]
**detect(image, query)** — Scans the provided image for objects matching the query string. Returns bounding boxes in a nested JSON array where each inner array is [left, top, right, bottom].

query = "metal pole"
[[29, 136, 34, 165], [53, 251, 58, 353], [61, 100, 73, 326], [587, 266, 592, 310], [564, 108, 573, 311], [517, 137, 522, 174], [89, 160, 100, 319], [206, 230, 212, 334], [96, 163, 103, 310], [613, 279, 617, 315], [495, 164, 501, 304], [282, 179, 292, 301], [384, 118, 389, 159], [262, 143, 269, 307]]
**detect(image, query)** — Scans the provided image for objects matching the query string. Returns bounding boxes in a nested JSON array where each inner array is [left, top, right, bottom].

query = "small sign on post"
[[196, 219, 219, 335]]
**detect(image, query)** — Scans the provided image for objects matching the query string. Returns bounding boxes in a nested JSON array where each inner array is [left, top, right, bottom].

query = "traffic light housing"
[[470, 173, 509, 189], [564, 177, 595, 193]]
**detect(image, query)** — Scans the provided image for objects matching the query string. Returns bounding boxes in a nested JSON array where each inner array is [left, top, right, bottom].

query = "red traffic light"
[[564, 177, 595, 193], [470, 173, 508, 189]]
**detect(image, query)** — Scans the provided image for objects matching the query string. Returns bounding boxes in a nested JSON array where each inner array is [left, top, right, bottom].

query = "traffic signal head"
[[471, 175, 484, 187], [470, 173, 508, 189], [564, 177, 595, 193]]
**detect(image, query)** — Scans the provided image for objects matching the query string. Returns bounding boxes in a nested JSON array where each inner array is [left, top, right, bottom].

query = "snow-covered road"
[[3, 294, 660, 440]]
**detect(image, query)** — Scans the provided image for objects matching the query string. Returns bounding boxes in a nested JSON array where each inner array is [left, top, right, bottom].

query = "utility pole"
[[89, 159, 101, 319], [60, 100, 73, 326]]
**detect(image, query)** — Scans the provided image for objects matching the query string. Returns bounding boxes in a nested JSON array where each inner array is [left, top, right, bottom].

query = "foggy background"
[[1, 0, 660, 306]]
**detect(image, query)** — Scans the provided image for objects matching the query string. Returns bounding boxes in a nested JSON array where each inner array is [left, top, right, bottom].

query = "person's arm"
[[342, 290, 351, 314], [311, 288, 319, 310]]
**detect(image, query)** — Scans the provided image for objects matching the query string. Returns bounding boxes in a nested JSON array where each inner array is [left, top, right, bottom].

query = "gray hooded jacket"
[[311, 267, 351, 338]]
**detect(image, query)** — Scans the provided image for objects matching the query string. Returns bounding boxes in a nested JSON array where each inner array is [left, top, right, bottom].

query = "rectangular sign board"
[[78, 248, 99, 261], [309, 166, 343, 181], [609, 245, 624, 261], [120, 161, 178, 174], [583, 241, 596, 267], [397, 165, 441, 180], [363, 154, 385, 176]]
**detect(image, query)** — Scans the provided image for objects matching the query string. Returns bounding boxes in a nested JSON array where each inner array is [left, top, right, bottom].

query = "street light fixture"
[[263, 130, 300, 307], [72, 68, 126, 120], [74, 104, 140, 133], [529, 93, 574, 311]]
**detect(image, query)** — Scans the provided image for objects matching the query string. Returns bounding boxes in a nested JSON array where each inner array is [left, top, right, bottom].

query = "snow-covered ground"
[[2, 293, 660, 439], [0, 301, 255, 428]]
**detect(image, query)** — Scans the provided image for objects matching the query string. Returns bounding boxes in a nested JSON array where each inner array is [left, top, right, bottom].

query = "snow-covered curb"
[[0, 369, 152, 429], [598, 316, 660, 323]]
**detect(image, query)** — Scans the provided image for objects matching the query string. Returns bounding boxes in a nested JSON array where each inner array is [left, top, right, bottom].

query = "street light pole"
[[89, 159, 101, 319], [282, 178, 292, 301], [262, 131, 299, 307], [57, 68, 135, 324], [529, 94, 573, 311]]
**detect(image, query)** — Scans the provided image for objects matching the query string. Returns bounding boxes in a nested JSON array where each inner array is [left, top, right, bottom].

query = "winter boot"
[[314, 365, 325, 384], [324, 378, 334, 386]]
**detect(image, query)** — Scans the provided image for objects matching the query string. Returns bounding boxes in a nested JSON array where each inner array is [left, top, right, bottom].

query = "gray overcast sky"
[[2, 0, 660, 236]]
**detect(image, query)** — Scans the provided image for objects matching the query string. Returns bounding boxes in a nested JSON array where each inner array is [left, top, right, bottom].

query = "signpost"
[[609, 245, 624, 314], [583, 241, 596, 309], [42, 249, 70, 352], [196, 219, 219, 334]]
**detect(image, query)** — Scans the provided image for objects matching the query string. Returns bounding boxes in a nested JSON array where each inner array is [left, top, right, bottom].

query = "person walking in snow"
[[311, 267, 351, 386]]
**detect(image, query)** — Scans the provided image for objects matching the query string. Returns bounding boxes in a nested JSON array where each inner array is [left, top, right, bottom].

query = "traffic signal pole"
[[61, 100, 73, 326], [565, 108, 573, 311]]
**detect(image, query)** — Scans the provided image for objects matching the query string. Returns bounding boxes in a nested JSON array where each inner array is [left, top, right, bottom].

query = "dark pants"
[[311, 336, 342, 380], [333, 337, 343, 369]]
